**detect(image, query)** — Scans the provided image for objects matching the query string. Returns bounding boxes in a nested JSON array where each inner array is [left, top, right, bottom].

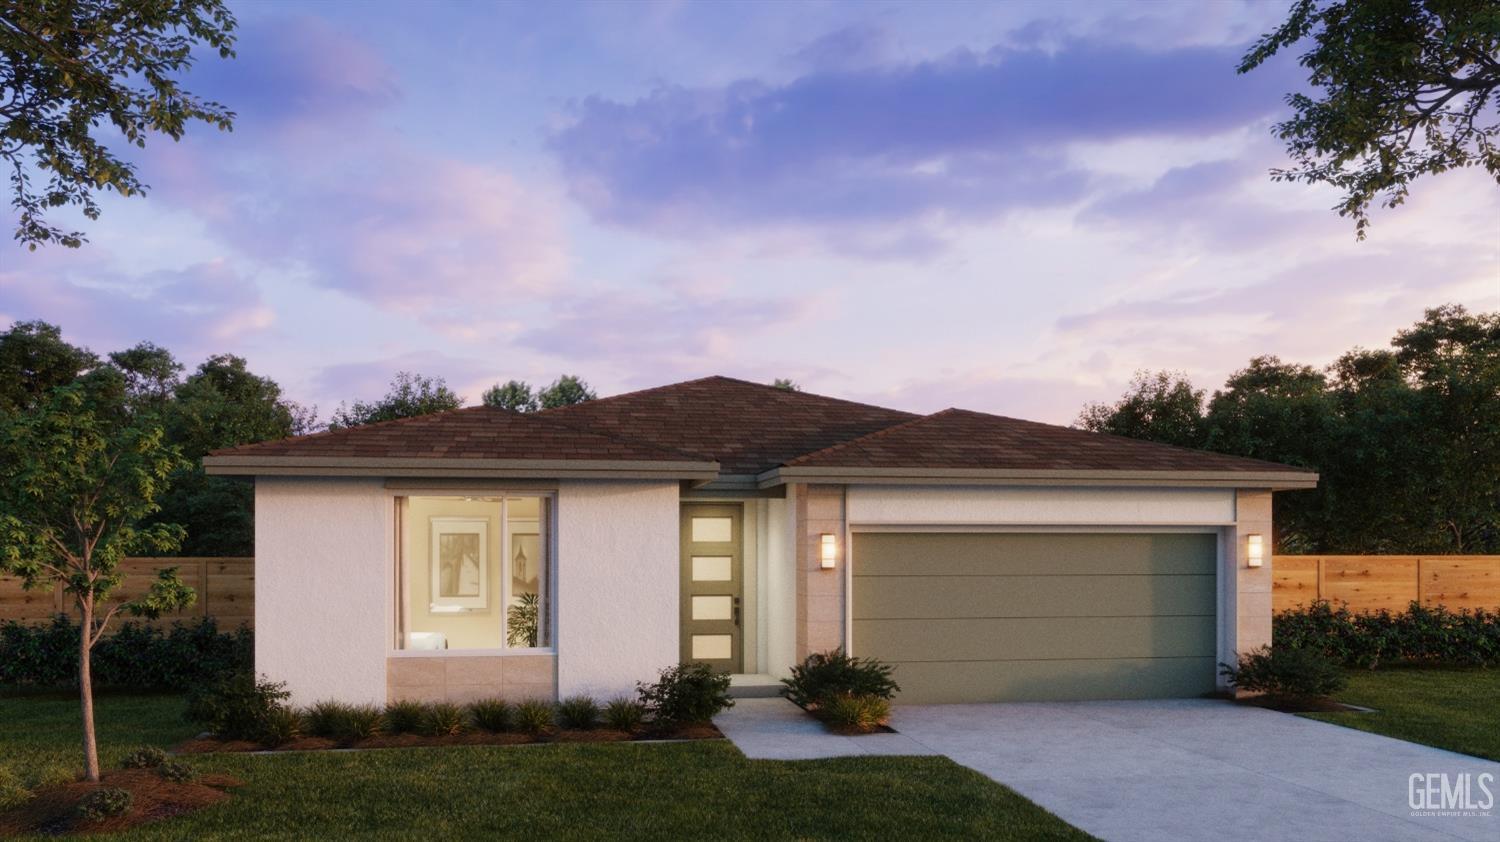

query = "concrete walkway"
[[715, 697, 1499, 842]]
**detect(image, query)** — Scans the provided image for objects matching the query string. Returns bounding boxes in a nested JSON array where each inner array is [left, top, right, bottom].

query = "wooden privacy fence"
[[1273, 555, 1500, 614], [0, 557, 253, 629]]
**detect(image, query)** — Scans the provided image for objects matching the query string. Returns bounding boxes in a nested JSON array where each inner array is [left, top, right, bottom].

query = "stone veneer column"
[[1222, 489, 1274, 691], [795, 483, 846, 660]]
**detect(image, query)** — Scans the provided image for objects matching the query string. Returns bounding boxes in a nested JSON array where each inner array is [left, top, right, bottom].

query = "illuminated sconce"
[[1246, 534, 1264, 568], [819, 533, 838, 569]]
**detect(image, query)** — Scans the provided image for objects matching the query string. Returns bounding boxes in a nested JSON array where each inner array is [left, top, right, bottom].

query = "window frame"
[[391, 490, 557, 657]]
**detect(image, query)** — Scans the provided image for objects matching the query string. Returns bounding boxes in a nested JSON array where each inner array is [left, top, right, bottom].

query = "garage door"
[[852, 532, 1218, 704]]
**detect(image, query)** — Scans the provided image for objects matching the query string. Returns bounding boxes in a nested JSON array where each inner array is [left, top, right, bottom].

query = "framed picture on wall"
[[431, 517, 488, 609]]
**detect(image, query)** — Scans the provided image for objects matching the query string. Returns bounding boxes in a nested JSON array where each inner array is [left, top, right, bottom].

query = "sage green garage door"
[[852, 532, 1218, 704]]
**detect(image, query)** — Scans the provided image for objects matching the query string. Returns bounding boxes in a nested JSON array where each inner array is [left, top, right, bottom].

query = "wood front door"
[[680, 504, 743, 673]]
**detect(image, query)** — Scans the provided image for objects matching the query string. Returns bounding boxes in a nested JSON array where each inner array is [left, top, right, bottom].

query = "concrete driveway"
[[893, 699, 1498, 842]]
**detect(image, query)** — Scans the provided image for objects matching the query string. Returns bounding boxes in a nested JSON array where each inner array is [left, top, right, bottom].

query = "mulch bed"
[[0, 769, 241, 837], [174, 723, 723, 754], [1236, 695, 1373, 714]]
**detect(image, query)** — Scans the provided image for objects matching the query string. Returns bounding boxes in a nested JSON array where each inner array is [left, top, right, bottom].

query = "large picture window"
[[397, 495, 551, 651]]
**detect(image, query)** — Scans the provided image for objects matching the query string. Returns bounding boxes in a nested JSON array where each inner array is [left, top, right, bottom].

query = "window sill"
[[389, 648, 555, 658]]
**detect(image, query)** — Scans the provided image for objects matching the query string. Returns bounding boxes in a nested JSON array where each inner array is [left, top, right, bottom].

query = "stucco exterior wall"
[[847, 485, 1236, 526], [761, 496, 796, 677], [555, 480, 679, 698], [795, 484, 847, 660], [1220, 489, 1274, 690], [255, 477, 390, 706]]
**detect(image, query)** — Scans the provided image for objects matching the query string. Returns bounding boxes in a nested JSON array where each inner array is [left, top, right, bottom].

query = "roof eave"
[[757, 466, 1319, 491], [203, 455, 721, 482]]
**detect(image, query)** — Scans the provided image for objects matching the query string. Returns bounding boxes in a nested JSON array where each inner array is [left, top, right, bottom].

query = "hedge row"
[[0, 616, 251, 690], [1275, 601, 1500, 668]]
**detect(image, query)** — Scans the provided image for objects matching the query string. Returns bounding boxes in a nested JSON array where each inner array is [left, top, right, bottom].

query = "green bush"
[[0, 766, 30, 812], [0, 616, 251, 690], [384, 700, 428, 735], [556, 695, 599, 730], [422, 702, 467, 737], [1220, 645, 1348, 699], [637, 662, 733, 726], [155, 760, 196, 783], [782, 649, 900, 709], [259, 706, 302, 746], [304, 702, 385, 742], [818, 693, 890, 733], [75, 787, 132, 822], [514, 699, 555, 735], [184, 673, 290, 741], [1275, 601, 1500, 668], [602, 697, 645, 733], [468, 699, 513, 733], [120, 746, 168, 769]]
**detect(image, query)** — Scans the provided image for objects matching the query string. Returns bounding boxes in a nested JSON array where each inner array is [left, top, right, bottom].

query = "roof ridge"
[[537, 375, 725, 415], [780, 408, 959, 467], [208, 403, 503, 457], [542, 374, 918, 420]]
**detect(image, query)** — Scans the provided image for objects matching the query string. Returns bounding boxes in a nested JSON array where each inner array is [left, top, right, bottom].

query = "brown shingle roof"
[[781, 408, 1307, 474], [538, 376, 918, 474]]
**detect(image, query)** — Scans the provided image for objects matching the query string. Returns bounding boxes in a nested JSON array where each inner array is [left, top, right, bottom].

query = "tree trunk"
[[79, 595, 100, 783]]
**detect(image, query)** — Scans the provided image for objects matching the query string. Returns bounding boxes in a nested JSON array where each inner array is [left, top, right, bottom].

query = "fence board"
[[0, 558, 253, 630], [1273, 555, 1500, 614]]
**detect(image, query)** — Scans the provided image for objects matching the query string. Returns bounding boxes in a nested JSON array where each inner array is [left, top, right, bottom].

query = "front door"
[[680, 504, 743, 673]]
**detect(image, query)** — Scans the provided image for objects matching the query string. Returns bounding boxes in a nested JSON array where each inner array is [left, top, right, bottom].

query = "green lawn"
[[0, 692, 1092, 840], [1304, 667, 1500, 761]]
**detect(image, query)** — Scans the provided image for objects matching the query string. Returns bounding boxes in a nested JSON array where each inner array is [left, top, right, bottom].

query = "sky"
[[1, 0, 1497, 424]]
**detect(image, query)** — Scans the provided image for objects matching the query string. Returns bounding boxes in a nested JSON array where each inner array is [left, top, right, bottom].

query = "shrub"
[[0, 616, 251, 690], [120, 746, 168, 769], [259, 706, 302, 746], [305, 702, 385, 742], [184, 673, 290, 741], [1275, 601, 1500, 668], [514, 699, 555, 735], [468, 699, 513, 733], [782, 649, 899, 709], [603, 697, 645, 733], [818, 693, 890, 734], [1220, 645, 1347, 699], [75, 787, 132, 822], [422, 702, 467, 737], [556, 695, 599, 730], [637, 662, 733, 726], [384, 700, 428, 735], [155, 760, 196, 783]]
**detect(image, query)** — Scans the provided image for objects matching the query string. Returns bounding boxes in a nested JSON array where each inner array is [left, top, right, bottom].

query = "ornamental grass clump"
[[556, 696, 599, 730], [422, 702, 467, 737], [782, 649, 899, 710], [819, 694, 891, 734], [603, 697, 645, 733], [468, 699, 513, 733], [384, 700, 428, 735], [514, 699, 555, 735]]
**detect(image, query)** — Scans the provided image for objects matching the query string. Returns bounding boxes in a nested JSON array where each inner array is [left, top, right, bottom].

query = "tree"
[[0, 0, 238, 248], [328, 371, 463, 429], [771, 378, 801, 391], [109, 341, 183, 412], [537, 374, 597, 410], [1077, 370, 1206, 448], [482, 380, 539, 412], [0, 320, 97, 413], [1240, 0, 1500, 238], [0, 384, 193, 781]]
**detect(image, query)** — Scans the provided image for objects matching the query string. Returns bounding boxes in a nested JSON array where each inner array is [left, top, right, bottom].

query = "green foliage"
[[0, 616, 251, 689], [119, 746, 167, 769], [328, 371, 463, 430], [0, 765, 29, 812], [421, 702, 467, 737], [602, 697, 645, 733], [513, 699, 555, 735], [383, 700, 428, 735], [259, 705, 302, 747], [0, 321, 100, 414], [305, 702, 385, 742], [1220, 645, 1348, 700], [155, 759, 196, 783], [537, 374, 597, 410], [75, 787, 133, 822], [109, 342, 184, 411], [771, 378, 801, 391], [467, 699, 513, 733], [1240, 0, 1500, 238], [0, 0, 238, 249], [817, 694, 891, 734], [482, 380, 539, 412], [1077, 370, 1206, 448], [783, 649, 900, 709], [556, 696, 599, 730], [637, 662, 733, 726], [1275, 600, 1500, 668], [507, 591, 540, 648], [184, 673, 290, 742]]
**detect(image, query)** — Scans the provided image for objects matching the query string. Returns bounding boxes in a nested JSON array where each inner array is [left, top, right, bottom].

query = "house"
[[203, 376, 1317, 706]]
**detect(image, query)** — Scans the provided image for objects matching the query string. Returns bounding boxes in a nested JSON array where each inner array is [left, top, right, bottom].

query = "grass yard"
[[1304, 667, 1500, 762], [0, 692, 1092, 840]]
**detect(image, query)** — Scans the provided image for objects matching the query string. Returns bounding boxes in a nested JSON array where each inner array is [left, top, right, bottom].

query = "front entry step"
[[729, 673, 784, 699]]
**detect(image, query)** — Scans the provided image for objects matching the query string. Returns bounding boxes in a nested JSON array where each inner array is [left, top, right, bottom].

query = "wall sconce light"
[[819, 533, 838, 569], [1246, 534, 1264, 568]]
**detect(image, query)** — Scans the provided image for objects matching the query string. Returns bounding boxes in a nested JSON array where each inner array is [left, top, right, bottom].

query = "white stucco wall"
[[761, 496, 796, 677], [555, 480, 679, 698], [847, 485, 1236, 526], [255, 477, 390, 705]]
